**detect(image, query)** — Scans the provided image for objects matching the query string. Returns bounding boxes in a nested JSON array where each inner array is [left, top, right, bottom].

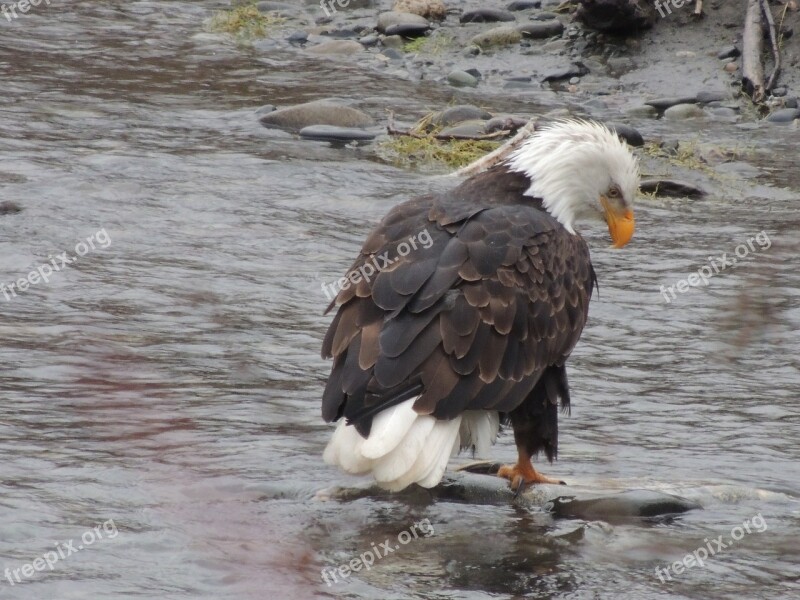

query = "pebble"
[[569, 76, 580, 85], [286, 30, 308, 44], [542, 62, 588, 82], [259, 99, 374, 132], [717, 45, 740, 59], [724, 62, 739, 72], [431, 105, 493, 127], [447, 70, 479, 87], [382, 48, 404, 60], [460, 9, 516, 23], [359, 34, 379, 47], [507, 0, 542, 9], [645, 96, 697, 110], [709, 107, 738, 119], [771, 86, 787, 97], [0, 201, 23, 215], [531, 12, 558, 20], [785, 97, 798, 108], [606, 122, 644, 147], [663, 103, 705, 119], [376, 11, 431, 35], [307, 40, 364, 55], [298, 125, 377, 142], [696, 90, 727, 104], [517, 20, 564, 39], [470, 26, 522, 49], [766, 108, 800, 123], [381, 35, 405, 49]]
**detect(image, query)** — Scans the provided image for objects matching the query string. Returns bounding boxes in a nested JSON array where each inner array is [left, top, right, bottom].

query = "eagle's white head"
[[505, 119, 639, 248]]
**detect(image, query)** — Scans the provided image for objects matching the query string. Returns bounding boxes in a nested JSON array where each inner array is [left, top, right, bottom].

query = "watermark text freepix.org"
[[4, 519, 118, 586], [321, 227, 433, 301], [655, 513, 767, 582], [319, 0, 351, 18], [2, 0, 51, 22], [321, 519, 434, 586], [1, 228, 111, 302], [660, 230, 771, 303]]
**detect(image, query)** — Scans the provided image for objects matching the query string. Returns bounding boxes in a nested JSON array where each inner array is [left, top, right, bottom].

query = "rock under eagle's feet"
[[497, 461, 566, 496]]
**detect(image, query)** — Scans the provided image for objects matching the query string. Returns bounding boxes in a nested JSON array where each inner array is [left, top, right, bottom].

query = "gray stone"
[[431, 105, 493, 127], [286, 30, 308, 44], [0, 201, 23, 215], [696, 90, 728, 104], [717, 45, 740, 59], [517, 20, 564, 39], [625, 104, 658, 118], [255, 104, 276, 117], [460, 8, 516, 23], [447, 70, 479, 87], [606, 122, 644, 146], [507, 0, 542, 9], [542, 62, 589, 82], [766, 108, 800, 123], [306, 40, 364, 55], [381, 35, 405, 49], [645, 96, 697, 110], [298, 125, 376, 143], [359, 34, 379, 46], [470, 26, 522, 49], [376, 11, 431, 34], [531, 12, 558, 20], [259, 99, 374, 132], [785, 97, 798, 108], [663, 103, 705, 119]]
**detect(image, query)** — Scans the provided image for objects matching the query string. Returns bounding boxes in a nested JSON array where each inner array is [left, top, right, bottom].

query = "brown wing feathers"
[[321, 169, 594, 440]]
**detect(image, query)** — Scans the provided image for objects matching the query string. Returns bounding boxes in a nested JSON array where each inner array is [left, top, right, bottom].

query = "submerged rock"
[[542, 62, 589, 82], [0, 201, 23, 215], [320, 467, 703, 523], [259, 99, 374, 132], [640, 179, 707, 198], [298, 125, 376, 142], [546, 490, 702, 520], [575, 0, 656, 34], [645, 96, 697, 110]]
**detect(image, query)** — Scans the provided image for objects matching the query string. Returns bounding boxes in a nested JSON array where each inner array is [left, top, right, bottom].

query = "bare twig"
[[694, 0, 704, 16], [760, 0, 782, 91]]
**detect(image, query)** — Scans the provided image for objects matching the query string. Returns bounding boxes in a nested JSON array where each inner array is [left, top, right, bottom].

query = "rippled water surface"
[[1, 2, 798, 599]]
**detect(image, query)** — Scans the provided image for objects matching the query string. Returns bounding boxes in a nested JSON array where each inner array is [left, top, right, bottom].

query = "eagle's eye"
[[607, 186, 621, 199]]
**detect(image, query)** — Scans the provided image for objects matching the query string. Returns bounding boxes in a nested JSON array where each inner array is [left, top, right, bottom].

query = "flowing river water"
[[0, 2, 798, 599]]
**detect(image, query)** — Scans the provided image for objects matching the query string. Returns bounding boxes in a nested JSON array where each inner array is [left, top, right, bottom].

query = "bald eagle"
[[321, 120, 639, 492]]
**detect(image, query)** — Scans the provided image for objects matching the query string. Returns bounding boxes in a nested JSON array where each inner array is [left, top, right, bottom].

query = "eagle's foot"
[[497, 459, 565, 496]]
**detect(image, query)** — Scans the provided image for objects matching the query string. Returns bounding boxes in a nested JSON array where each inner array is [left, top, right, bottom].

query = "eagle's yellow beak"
[[601, 196, 635, 248]]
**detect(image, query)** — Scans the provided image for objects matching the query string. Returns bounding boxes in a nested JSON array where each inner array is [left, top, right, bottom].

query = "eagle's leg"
[[497, 448, 565, 493]]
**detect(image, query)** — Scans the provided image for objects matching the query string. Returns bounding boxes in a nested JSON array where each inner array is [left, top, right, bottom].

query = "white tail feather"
[[323, 398, 500, 491], [360, 398, 420, 459]]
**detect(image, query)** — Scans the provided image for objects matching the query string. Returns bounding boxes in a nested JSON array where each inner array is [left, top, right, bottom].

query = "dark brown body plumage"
[[321, 164, 596, 463]]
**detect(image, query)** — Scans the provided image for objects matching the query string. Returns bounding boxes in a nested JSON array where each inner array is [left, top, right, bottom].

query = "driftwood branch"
[[452, 118, 539, 177], [761, 0, 781, 91], [386, 111, 518, 142], [742, 0, 766, 102]]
